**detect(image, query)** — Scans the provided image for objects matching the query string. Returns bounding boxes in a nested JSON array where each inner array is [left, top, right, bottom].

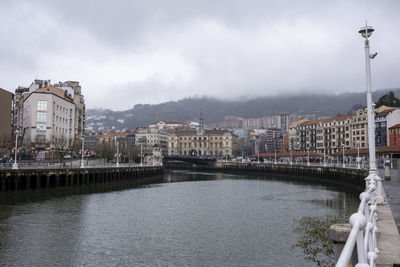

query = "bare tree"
[[0, 134, 13, 159], [50, 134, 73, 162]]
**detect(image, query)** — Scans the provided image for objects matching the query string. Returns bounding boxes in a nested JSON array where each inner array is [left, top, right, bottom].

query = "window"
[[37, 100, 47, 111], [35, 135, 46, 143], [36, 112, 47, 122], [36, 123, 46, 133]]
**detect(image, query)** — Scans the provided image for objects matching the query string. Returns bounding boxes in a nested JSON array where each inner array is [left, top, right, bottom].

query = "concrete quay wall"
[[217, 163, 368, 188], [0, 166, 164, 191]]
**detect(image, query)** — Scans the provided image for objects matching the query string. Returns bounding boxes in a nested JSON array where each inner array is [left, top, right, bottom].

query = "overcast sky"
[[1, 0, 399, 110]]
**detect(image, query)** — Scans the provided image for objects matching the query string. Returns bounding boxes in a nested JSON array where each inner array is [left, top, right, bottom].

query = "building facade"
[[389, 124, 400, 146], [54, 81, 86, 139], [0, 88, 13, 138], [168, 129, 238, 157], [135, 128, 168, 154], [21, 86, 76, 155], [290, 106, 398, 157]]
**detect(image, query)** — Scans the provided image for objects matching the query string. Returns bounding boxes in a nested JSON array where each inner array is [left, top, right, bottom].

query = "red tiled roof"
[[333, 146, 400, 155], [376, 108, 396, 117], [389, 124, 400, 129], [251, 152, 323, 157]]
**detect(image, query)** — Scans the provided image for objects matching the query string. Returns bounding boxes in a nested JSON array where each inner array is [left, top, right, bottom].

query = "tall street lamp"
[[358, 23, 383, 203], [116, 136, 120, 167], [290, 147, 293, 165], [80, 134, 85, 168], [323, 147, 327, 167], [274, 149, 277, 165], [357, 140, 361, 169], [342, 143, 346, 168], [140, 145, 143, 166], [307, 147, 310, 166], [12, 130, 19, 169]]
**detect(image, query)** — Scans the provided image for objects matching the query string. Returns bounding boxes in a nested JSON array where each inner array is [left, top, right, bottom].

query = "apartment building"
[[290, 106, 399, 156], [21, 86, 75, 154], [135, 128, 168, 154], [375, 107, 400, 147], [389, 124, 400, 146], [0, 88, 13, 138], [289, 118, 308, 150], [54, 81, 86, 139]]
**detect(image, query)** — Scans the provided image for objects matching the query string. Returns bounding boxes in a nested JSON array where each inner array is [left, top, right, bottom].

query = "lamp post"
[[80, 134, 85, 168], [323, 147, 327, 167], [140, 145, 143, 166], [274, 149, 277, 165], [342, 143, 346, 168], [12, 130, 19, 169], [357, 140, 361, 169], [116, 136, 120, 167], [358, 23, 383, 203], [307, 147, 310, 166], [290, 148, 293, 165]]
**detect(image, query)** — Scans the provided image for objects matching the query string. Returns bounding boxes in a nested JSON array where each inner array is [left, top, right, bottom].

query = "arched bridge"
[[163, 155, 217, 166]]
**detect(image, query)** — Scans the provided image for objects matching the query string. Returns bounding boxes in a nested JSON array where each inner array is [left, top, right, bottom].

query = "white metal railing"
[[336, 179, 379, 267]]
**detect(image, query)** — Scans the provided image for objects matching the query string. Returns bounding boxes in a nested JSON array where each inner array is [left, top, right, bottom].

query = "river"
[[0, 170, 360, 266]]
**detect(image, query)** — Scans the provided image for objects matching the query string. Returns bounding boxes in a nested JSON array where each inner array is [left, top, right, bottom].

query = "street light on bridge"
[[358, 22, 384, 203]]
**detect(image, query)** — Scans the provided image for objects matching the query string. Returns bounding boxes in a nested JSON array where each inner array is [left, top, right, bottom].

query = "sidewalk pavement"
[[379, 168, 400, 233]]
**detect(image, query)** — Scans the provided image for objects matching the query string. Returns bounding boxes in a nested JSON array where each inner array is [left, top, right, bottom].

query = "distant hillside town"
[[1, 79, 400, 166]]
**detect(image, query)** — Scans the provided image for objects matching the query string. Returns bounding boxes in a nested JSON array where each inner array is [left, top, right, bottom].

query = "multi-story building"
[[21, 86, 76, 156], [54, 81, 85, 139], [265, 128, 283, 153], [289, 118, 308, 151], [135, 128, 168, 154], [168, 129, 238, 157], [278, 113, 290, 135], [389, 124, 400, 146], [375, 107, 400, 147], [290, 106, 398, 157], [98, 131, 136, 159], [14, 79, 85, 147], [0, 88, 14, 138], [148, 121, 186, 130]]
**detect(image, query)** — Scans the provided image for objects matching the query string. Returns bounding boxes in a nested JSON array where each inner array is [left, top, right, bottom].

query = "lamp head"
[[358, 25, 374, 39]]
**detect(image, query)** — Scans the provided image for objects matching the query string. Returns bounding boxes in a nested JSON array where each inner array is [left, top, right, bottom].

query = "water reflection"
[[0, 170, 359, 266]]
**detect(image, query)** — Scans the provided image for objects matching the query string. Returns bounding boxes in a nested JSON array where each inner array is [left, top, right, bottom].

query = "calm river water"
[[0, 170, 360, 266]]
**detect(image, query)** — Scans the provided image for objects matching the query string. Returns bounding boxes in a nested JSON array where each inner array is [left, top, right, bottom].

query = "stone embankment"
[[0, 166, 163, 191], [218, 163, 368, 188]]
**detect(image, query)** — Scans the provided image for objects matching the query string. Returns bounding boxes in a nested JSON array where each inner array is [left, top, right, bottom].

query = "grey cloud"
[[0, 0, 399, 110]]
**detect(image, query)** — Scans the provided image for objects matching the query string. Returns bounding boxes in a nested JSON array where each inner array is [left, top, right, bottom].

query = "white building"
[[135, 128, 168, 154], [148, 121, 186, 130], [54, 81, 85, 139], [22, 86, 75, 155]]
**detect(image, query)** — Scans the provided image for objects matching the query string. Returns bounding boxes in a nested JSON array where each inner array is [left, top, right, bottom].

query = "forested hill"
[[86, 88, 400, 130]]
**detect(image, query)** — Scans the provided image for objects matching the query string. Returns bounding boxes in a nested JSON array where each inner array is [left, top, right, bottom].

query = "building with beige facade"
[[290, 106, 397, 157], [168, 129, 238, 157], [0, 88, 13, 138], [135, 128, 168, 154], [21, 86, 75, 155]]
